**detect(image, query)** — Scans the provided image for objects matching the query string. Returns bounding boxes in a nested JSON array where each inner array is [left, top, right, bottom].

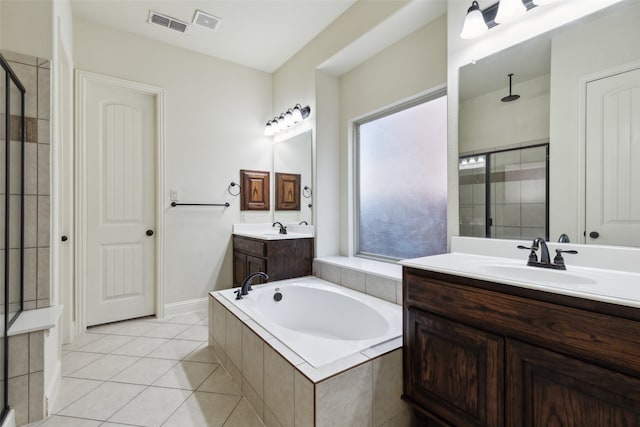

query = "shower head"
[[501, 73, 520, 102]]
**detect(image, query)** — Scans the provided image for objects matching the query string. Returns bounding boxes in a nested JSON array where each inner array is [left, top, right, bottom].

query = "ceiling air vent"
[[148, 11, 189, 33], [192, 10, 222, 31]]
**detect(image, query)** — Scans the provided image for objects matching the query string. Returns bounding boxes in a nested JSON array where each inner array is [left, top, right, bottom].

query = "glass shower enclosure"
[[1, 53, 26, 424]]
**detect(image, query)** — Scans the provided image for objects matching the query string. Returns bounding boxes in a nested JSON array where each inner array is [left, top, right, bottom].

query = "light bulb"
[[292, 105, 303, 123], [495, 0, 526, 24], [264, 121, 274, 136], [460, 1, 488, 40], [284, 109, 294, 127]]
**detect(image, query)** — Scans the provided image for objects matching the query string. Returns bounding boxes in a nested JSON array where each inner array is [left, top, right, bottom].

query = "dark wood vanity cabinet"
[[232, 235, 313, 286], [403, 267, 640, 427]]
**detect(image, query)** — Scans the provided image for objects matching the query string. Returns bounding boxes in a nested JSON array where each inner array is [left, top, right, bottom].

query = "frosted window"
[[357, 96, 448, 260]]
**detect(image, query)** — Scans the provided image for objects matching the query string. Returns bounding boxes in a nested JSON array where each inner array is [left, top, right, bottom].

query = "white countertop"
[[233, 223, 314, 240], [400, 237, 640, 309]]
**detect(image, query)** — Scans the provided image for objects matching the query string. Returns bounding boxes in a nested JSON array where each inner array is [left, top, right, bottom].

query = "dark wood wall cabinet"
[[233, 235, 313, 287], [402, 267, 640, 427]]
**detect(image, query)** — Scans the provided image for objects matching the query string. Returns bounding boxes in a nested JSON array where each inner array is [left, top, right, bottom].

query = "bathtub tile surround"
[[209, 277, 412, 426], [314, 257, 402, 304]]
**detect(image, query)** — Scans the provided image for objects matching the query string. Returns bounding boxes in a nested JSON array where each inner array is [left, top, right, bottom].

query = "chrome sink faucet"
[[235, 272, 269, 300], [518, 237, 578, 270], [272, 221, 287, 235]]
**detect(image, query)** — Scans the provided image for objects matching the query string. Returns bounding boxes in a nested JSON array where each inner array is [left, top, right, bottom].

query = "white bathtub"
[[219, 276, 402, 368]]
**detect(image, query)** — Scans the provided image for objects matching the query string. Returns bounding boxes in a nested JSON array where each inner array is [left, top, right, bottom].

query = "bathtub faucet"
[[272, 221, 287, 235], [235, 272, 269, 300]]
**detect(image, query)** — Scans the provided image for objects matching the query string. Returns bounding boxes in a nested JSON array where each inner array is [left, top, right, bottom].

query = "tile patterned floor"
[[30, 310, 264, 427]]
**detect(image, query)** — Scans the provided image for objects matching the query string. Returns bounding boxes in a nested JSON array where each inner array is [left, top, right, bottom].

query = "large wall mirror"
[[273, 130, 312, 225], [458, 0, 640, 247]]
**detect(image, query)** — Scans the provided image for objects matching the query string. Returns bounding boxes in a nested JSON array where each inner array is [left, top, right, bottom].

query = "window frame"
[[353, 88, 448, 261]]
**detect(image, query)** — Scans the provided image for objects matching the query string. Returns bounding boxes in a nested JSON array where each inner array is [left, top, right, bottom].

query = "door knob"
[[61, 235, 68, 242], [589, 231, 599, 239], [146, 230, 154, 236]]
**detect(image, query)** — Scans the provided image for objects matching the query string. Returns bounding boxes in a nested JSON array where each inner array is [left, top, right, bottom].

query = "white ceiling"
[[70, 0, 359, 73]]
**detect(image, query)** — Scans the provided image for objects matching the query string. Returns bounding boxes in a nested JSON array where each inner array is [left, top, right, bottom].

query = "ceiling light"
[[460, 1, 488, 40], [495, 0, 527, 24]]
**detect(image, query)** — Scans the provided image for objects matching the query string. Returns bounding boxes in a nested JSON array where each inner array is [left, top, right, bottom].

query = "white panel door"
[[86, 81, 156, 325], [585, 67, 640, 247]]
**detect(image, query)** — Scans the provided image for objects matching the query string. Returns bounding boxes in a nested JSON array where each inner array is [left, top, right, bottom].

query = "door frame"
[[75, 70, 165, 335], [577, 58, 640, 244]]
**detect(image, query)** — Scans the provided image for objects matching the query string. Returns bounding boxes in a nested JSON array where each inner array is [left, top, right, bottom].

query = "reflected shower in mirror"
[[273, 130, 312, 225]]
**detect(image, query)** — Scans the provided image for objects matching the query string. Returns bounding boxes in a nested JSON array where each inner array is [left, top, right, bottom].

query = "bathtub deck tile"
[[244, 319, 273, 341], [360, 336, 403, 360], [265, 338, 305, 367], [296, 351, 369, 384]]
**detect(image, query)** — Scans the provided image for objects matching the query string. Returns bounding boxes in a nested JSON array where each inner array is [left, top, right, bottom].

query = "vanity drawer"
[[404, 268, 640, 377], [233, 236, 266, 257]]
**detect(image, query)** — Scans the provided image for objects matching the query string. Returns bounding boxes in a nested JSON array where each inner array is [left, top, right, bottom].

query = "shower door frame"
[[1, 52, 26, 424]]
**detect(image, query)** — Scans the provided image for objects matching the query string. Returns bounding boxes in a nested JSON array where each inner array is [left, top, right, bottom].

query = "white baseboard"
[[45, 359, 62, 416], [163, 297, 208, 317]]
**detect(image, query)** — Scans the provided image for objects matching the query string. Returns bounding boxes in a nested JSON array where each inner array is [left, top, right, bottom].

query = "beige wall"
[[338, 15, 448, 254], [73, 18, 273, 305], [0, 0, 52, 59]]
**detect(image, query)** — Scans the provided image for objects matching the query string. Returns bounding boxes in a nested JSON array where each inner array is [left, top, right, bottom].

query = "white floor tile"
[[110, 357, 177, 385], [197, 366, 241, 396], [146, 339, 201, 360], [108, 386, 192, 426], [174, 325, 209, 341], [153, 361, 218, 390], [58, 382, 145, 420], [38, 415, 102, 426], [223, 397, 265, 427], [67, 354, 140, 381], [110, 321, 161, 337], [185, 343, 219, 364], [75, 335, 135, 354], [110, 336, 169, 357], [51, 377, 103, 414], [165, 312, 207, 325], [61, 334, 104, 351], [142, 323, 190, 339], [162, 391, 240, 427], [61, 352, 103, 377]]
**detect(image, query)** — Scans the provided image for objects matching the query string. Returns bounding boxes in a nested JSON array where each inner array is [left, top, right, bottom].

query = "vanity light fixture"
[[461, 0, 552, 40], [264, 104, 311, 136]]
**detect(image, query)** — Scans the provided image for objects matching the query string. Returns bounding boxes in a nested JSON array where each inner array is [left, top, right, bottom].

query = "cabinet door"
[[233, 252, 247, 287], [506, 339, 640, 427], [247, 256, 267, 282], [405, 308, 504, 427]]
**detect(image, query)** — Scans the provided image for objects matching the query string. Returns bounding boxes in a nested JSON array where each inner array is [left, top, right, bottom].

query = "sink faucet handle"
[[553, 249, 578, 267], [517, 245, 538, 263]]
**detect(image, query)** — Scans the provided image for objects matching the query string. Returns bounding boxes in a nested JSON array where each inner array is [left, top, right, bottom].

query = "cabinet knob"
[[589, 231, 599, 239], [61, 235, 68, 242], [146, 229, 154, 236]]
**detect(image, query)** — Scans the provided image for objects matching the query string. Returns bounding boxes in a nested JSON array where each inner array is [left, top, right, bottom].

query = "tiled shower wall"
[[1, 49, 51, 426], [1, 50, 51, 310]]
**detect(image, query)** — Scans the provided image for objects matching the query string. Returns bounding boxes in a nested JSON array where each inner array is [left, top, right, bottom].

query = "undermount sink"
[[476, 264, 597, 286]]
